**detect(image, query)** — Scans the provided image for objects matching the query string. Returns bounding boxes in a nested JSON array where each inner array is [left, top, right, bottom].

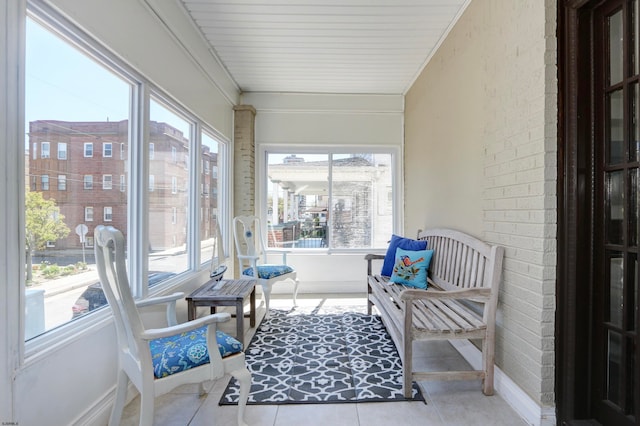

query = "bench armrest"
[[364, 253, 385, 275], [400, 287, 491, 303]]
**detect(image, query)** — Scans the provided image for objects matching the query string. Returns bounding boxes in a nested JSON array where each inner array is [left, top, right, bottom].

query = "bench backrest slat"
[[418, 228, 497, 293]]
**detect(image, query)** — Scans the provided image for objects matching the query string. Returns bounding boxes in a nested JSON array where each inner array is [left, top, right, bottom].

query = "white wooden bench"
[[366, 228, 504, 398]]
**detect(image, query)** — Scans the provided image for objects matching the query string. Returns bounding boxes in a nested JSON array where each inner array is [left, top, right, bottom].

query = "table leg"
[[250, 287, 256, 327], [235, 302, 244, 345], [187, 301, 195, 321]]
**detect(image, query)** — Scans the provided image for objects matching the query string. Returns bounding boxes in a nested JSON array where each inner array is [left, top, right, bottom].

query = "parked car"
[[71, 271, 176, 318]]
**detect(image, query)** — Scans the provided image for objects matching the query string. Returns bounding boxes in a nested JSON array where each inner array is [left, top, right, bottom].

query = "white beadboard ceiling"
[[178, 0, 469, 95]]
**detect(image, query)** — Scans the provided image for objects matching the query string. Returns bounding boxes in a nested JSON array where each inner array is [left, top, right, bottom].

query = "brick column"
[[233, 105, 256, 278]]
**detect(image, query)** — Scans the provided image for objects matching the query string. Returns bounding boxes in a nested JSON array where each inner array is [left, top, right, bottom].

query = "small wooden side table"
[[186, 278, 256, 345]]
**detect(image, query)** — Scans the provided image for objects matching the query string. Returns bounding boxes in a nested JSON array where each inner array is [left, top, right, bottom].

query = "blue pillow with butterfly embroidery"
[[390, 247, 434, 289]]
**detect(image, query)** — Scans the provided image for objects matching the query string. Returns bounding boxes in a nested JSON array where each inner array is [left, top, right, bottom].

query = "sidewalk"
[[28, 265, 98, 298]]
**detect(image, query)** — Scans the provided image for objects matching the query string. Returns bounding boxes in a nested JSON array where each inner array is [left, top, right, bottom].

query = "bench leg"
[[402, 335, 413, 398], [482, 337, 495, 396]]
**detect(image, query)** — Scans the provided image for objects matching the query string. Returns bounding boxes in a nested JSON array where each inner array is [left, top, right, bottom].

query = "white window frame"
[[41, 141, 50, 158], [83, 175, 93, 189], [41, 174, 49, 190], [57, 142, 67, 160], [103, 174, 112, 190], [104, 206, 113, 222], [258, 146, 402, 252], [103, 142, 112, 158], [120, 174, 125, 192], [84, 206, 94, 222], [171, 176, 177, 194], [58, 175, 66, 191], [149, 174, 154, 192], [149, 142, 154, 160], [84, 142, 93, 157], [19, 5, 232, 355]]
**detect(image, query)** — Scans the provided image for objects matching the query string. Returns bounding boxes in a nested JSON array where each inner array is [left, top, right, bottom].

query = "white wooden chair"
[[233, 215, 299, 316], [94, 225, 251, 426]]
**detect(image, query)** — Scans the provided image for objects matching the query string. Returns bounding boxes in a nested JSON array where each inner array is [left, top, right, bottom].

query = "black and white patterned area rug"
[[219, 307, 424, 405]]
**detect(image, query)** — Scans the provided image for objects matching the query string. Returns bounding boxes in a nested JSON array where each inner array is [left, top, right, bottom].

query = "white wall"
[[244, 92, 405, 294], [1, 0, 240, 424]]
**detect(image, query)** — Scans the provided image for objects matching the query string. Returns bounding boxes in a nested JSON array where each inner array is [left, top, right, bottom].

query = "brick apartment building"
[[28, 120, 219, 252]]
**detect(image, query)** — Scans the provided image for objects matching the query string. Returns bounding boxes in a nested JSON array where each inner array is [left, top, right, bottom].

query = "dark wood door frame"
[[557, 0, 596, 423], [558, 1, 639, 424]]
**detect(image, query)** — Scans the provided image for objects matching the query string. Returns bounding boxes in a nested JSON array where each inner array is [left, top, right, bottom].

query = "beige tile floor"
[[120, 294, 528, 426]]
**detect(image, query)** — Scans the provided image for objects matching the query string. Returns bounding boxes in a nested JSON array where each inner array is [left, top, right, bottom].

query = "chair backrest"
[[233, 215, 267, 263], [94, 225, 145, 361]]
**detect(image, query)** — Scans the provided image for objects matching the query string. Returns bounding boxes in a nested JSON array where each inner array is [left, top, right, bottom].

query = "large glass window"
[[200, 131, 224, 268], [266, 152, 394, 250], [147, 99, 191, 280], [23, 9, 230, 343], [25, 16, 131, 338]]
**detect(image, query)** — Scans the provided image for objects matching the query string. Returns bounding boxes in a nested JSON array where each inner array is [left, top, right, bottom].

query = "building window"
[[120, 174, 125, 192], [103, 142, 112, 158], [41, 175, 49, 190], [120, 142, 125, 159], [41, 142, 50, 158], [84, 175, 93, 189], [32, 142, 37, 160], [84, 142, 93, 157], [171, 176, 178, 194], [172, 207, 177, 224], [103, 174, 112, 190], [265, 151, 395, 250], [172, 146, 177, 163], [149, 174, 154, 192], [84, 207, 94, 222], [204, 159, 210, 174], [149, 143, 154, 160], [58, 175, 66, 191], [104, 206, 113, 221], [57, 142, 67, 160]]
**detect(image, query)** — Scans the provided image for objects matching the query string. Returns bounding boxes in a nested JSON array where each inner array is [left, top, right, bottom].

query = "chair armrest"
[[140, 312, 231, 341], [135, 292, 184, 326], [266, 248, 292, 263], [400, 287, 491, 303], [364, 253, 385, 276], [237, 254, 260, 261], [135, 292, 184, 308]]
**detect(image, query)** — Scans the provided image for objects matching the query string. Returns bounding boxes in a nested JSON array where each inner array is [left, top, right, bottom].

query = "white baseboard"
[[449, 340, 557, 426]]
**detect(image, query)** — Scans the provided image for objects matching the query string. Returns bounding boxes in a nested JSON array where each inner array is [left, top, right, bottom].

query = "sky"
[[25, 18, 190, 141]]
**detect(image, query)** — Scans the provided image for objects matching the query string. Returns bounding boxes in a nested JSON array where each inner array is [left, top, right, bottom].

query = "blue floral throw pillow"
[[390, 247, 434, 289], [381, 234, 428, 277]]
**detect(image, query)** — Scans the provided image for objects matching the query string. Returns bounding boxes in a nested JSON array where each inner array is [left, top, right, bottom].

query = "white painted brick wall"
[[481, 0, 557, 407]]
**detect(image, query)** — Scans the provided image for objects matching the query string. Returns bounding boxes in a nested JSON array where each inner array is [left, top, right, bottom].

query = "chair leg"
[[261, 281, 273, 317], [139, 379, 155, 426], [292, 278, 299, 306], [108, 370, 129, 426], [232, 366, 252, 426]]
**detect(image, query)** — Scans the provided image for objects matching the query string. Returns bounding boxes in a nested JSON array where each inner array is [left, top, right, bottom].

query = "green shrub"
[[61, 265, 76, 276], [41, 264, 61, 278]]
